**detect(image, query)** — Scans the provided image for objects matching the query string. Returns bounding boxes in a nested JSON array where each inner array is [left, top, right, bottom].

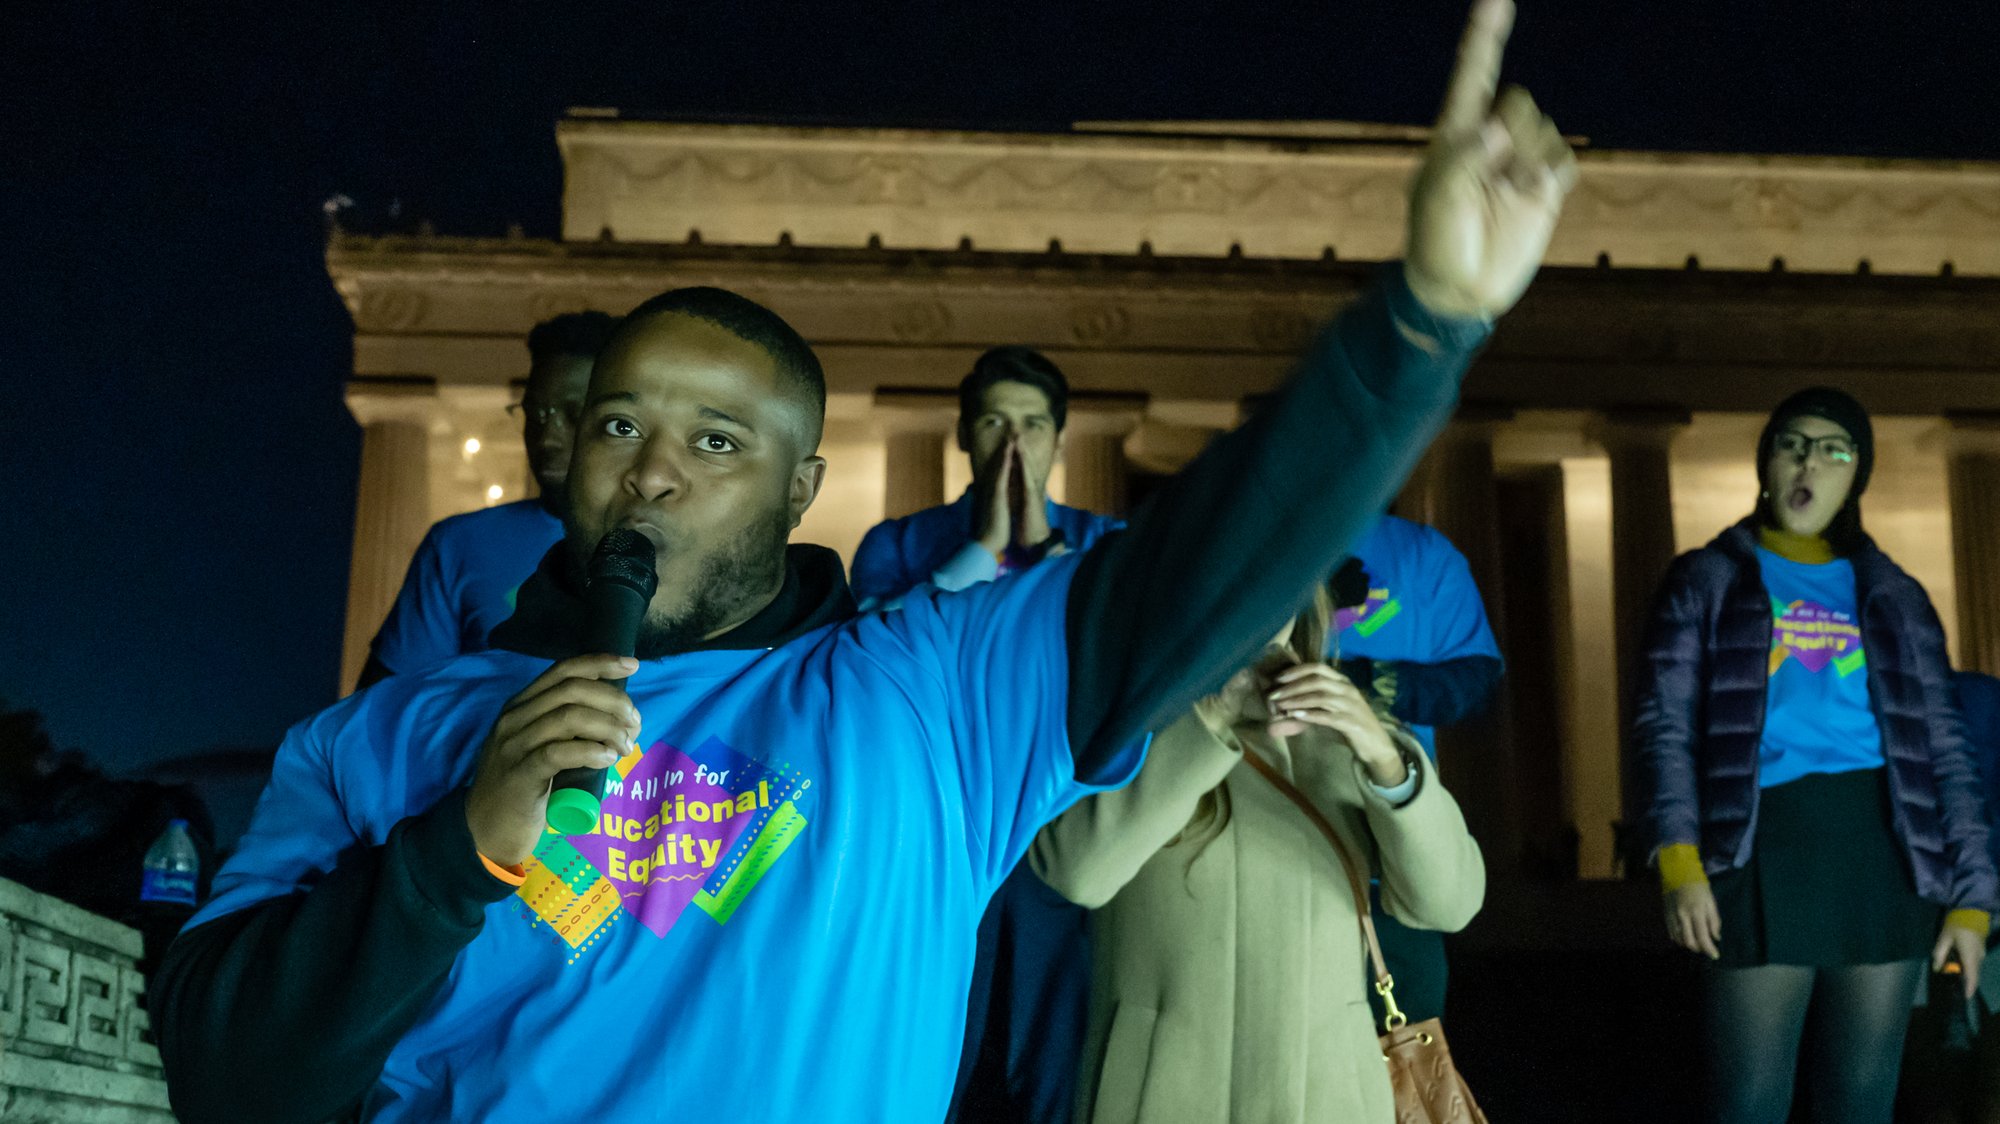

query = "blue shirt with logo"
[[196, 555, 1140, 1122], [851, 488, 1123, 611], [852, 487, 1122, 1121], [1755, 547, 1884, 789], [1330, 515, 1501, 757], [371, 499, 565, 675]]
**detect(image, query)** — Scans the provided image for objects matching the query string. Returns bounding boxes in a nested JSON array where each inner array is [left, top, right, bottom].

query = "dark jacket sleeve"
[[1953, 671, 2000, 880], [151, 788, 516, 1124], [1063, 267, 1490, 778], [1910, 596, 2000, 912], [1382, 654, 1505, 728], [1629, 552, 1711, 857]]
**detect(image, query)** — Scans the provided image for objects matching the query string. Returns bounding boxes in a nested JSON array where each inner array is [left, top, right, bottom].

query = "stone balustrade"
[[0, 878, 175, 1123]]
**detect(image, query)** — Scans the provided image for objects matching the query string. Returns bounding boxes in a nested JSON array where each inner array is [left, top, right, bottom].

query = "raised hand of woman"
[[1265, 662, 1410, 788]]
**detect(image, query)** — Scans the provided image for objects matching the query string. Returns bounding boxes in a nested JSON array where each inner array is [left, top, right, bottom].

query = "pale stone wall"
[[559, 118, 2000, 277], [0, 879, 175, 1123], [1555, 457, 1622, 880], [797, 417, 889, 564]]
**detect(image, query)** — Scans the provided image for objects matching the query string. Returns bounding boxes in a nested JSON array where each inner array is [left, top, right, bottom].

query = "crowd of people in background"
[[9, 3, 1996, 1121]]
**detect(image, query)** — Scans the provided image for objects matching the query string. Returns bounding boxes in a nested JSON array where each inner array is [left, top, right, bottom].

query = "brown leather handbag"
[[1241, 748, 1489, 1124]]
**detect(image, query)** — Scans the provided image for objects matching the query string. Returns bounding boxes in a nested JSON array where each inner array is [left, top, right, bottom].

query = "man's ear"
[[788, 456, 828, 529]]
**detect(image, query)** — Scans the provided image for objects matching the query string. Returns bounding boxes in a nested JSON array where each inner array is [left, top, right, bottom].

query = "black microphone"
[[545, 528, 660, 835]]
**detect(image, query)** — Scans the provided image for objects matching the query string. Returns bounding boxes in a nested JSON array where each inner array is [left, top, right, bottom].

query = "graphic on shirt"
[[512, 734, 813, 961], [1769, 596, 1867, 679], [1335, 576, 1400, 639]]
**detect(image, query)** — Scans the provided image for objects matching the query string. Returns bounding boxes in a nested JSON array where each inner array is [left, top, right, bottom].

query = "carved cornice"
[[328, 235, 1366, 353], [326, 236, 2000, 413], [346, 376, 440, 427], [555, 120, 2000, 277]]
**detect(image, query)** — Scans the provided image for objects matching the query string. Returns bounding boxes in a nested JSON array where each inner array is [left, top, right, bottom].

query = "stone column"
[[341, 383, 437, 693], [1422, 414, 1510, 611], [1390, 456, 1435, 524], [1948, 414, 2000, 675], [883, 431, 948, 520], [1061, 396, 1146, 517], [1591, 408, 1689, 874], [1407, 411, 1522, 874], [873, 392, 957, 520], [1123, 399, 1236, 476]]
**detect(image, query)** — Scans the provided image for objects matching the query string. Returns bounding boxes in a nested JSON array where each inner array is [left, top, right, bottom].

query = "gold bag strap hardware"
[[1238, 743, 1410, 1034]]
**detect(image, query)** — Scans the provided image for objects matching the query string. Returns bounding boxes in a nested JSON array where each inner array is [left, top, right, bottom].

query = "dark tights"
[[1704, 959, 1924, 1124]]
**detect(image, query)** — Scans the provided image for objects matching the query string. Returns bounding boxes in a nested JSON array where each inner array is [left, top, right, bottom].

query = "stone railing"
[[0, 878, 175, 1123]]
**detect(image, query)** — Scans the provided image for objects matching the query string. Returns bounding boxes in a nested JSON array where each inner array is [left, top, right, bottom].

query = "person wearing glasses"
[[1631, 387, 1997, 1123], [357, 312, 619, 689]]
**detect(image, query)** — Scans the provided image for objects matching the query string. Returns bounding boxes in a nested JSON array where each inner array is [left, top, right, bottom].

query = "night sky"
[[7, 0, 1999, 775]]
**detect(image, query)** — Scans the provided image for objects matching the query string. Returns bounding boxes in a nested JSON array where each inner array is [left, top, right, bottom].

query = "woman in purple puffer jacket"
[[1631, 387, 1997, 1124]]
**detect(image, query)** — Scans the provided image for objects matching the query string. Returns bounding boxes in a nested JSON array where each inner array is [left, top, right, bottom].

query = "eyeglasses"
[[1773, 431, 1856, 465], [507, 403, 575, 429]]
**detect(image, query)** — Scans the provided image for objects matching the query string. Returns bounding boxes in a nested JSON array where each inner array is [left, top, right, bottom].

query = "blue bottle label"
[[141, 869, 197, 906]]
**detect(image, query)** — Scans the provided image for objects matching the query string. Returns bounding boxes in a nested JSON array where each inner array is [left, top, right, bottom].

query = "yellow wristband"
[[1656, 844, 1708, 895], [1945, 908, 1991, 938]]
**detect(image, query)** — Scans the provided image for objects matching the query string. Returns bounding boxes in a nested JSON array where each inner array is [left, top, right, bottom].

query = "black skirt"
[[1708, 767, 1940, 969]]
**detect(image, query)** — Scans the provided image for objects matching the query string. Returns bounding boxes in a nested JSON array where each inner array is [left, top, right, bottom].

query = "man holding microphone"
[[153, 5, 1572, 1119]]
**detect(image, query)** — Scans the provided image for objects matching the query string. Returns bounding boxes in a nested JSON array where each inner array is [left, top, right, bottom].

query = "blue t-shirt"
[[1330, 515, 1501, 757], [371, 499, 565, 675], [851, 487, 1121, 1120], [851, 488, 1123, 611], [196, 556, 1142, 1122], [1755, 547, 1884, 789]]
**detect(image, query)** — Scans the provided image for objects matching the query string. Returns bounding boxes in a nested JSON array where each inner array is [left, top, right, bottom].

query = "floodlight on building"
[[486, 484, 504, 503], [464, 437, 482, 456]]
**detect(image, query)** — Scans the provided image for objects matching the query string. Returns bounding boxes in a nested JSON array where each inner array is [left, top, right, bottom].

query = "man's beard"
[[632, 505, 792, 659]]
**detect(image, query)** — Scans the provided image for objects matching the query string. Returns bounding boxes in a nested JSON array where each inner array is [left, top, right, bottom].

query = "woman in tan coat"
[[1031, 589, 1486, 1124]]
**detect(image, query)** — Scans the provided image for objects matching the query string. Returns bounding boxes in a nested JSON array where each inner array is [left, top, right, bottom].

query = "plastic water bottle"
[[140, 819, 199, 907]]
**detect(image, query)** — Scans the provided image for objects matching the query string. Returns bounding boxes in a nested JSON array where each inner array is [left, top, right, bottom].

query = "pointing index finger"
[[1436, 0, 1515, 136]]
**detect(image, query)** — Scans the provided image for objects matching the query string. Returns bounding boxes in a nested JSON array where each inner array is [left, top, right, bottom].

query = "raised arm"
[[1063, 0, 1574, 775], [1032, 707, 1243, 908]]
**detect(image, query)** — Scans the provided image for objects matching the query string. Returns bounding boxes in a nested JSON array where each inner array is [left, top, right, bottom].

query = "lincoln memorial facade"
[[328, 113, 2000, 882]]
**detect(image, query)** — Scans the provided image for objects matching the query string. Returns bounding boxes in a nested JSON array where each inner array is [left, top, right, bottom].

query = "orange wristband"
[[479, 852, 527, 887]]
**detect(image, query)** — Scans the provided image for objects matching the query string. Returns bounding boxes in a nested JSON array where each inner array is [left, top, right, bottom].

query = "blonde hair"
[[1168, 587, 1334, 862]]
